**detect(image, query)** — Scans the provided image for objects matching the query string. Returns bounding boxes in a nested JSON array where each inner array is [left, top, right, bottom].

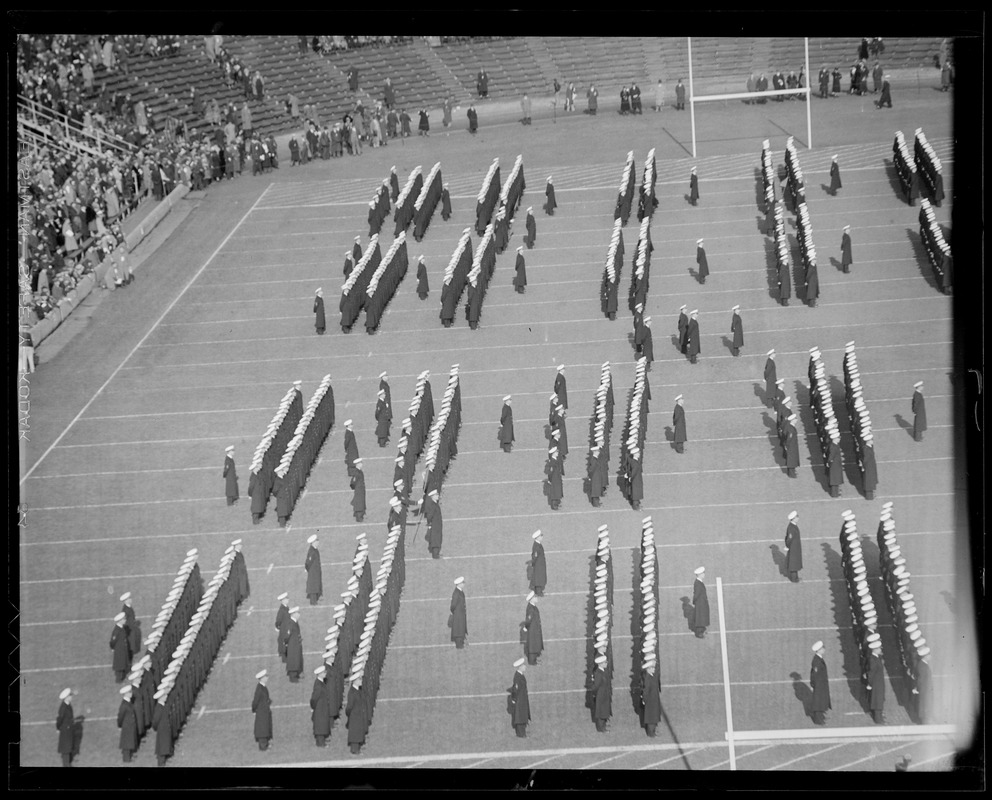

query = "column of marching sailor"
[[767, 348, 800, 477], [586, 362, 614, 507], [109, 550, 204, 762], [918, 198, 952, 294], [587, 525, 614, 733], [340, 235, 381, 333], [842, 342, 878, 499], [875, 503, 934, 723], [270, 375, 335, 526], [464, 222, 496, 330], [616, 357, 649, 511], [761, 140, 793, 306], [634, 517, 663, 737], [415, 365, 462, 560], [150, 545, 250, 765], [808, 347, 845, 496], [614, 150, 635, 227], [631, 216, 654, 364], [439, 229, 473, 328], [362, 233, 409, 334], [600, 217, 624, 320], [366, 175, 391, 238], [891, 131, 919, 206], [785, 137, 820, 308], [248, 383, 303, 525], [913, 128, 945, 208], [838, 510, 887, 724], [393, 165, 423, 237], [636, 147, 658, 222]]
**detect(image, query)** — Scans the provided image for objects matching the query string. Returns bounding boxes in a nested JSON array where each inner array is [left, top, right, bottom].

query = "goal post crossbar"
[[687, 36, 813, 157]]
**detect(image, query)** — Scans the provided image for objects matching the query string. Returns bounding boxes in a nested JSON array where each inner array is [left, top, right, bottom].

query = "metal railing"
[[17, 94, 135, 156]]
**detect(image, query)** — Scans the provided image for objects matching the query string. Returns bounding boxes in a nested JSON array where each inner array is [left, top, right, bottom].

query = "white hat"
[[526, 591, 536, 602], [812, 641, 823, 652], [314, 665, 327, 676], [225, 445, 234, 453], [917, 646, 931, 657], [732, 305, 740, 312], [344, 419, 353, 426], [255, 669, 268, 680], [307, 534, 318, 545], [120, 592, 131, 602], [277, 592, 289, 601], [503, 395, 512, 402], [59, 688, 72, 700], [787, 511, 798, 521], [187, 548, 198, 557], [532, 530, 542, 540], [694, 566, 705, 576], [289, 606, 300, 615], [114, 612, 126, 623], [514, 658, 526, 668], [454, 576, 464, 585]]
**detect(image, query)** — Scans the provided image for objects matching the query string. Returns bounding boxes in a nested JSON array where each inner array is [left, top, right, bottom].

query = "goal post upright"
[[688, 36, 697, 159], [687, 37, 813, 157]]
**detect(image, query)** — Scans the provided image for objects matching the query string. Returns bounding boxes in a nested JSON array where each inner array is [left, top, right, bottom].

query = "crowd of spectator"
[[298, 36, 414, 55], [16, 33, 277, 337]]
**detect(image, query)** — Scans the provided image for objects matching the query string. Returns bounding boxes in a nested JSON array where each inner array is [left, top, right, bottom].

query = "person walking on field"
[[508, 658, 531, 737], [785, 510, 803, 582], [449, 576, 467, 649], [810, 641, 831, 724], [691, 567, 710, 637]]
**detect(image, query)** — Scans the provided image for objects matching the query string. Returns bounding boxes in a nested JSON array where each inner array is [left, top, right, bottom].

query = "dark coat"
[[764, 357, 778, 400], [424, 494, 443, 551], [344, 429, 359, 466], [731, 314, 743, 348], [545, 458, 563, 502], [252, 683, 273, 740], [861, 444, 878, 493], [785, 425, 800, 468], [223, 456, 239, 499], [692, 579, 710, 627], [827, 441, 844, 487], [310, 678, 332, 735], [513, 253, 527, 289], [641, 669, 661, 725], [525, 213, 537, 248], [530, 541, 547, 589], [785, 522, 803, 571], [275, 604, 289, 657], [449, 587, 467, 640], [153, 702, 173, 756], [499, 403, 514, 445], [283, 619, 303, 675], [345, 685, 369, 744], [673, 404, 687, 443], [544, 183, 557, 214], [56, 701, 74, 754], [779, 259, 792, 300], [868, 653, 885, 710], [841, 232, 853, 268], [689, 173, 699, 203], [686, 319, 701, 358], [314, 296, 326, 331], [641, 327, 654, 362], [830, 162, 842, 193], [441, 188, 452, 220], [696, 245, 708, 277], [375, 398, 392, 440], [111, 624, 131, 673], [523, 603, 544, 656], [305, 545, 322, 597], [591, 668, 611, 720], [805, 264, 819, 300], [810, 654, 832, 711], [416, 260, 429, 297], [678, 311, 688, 351], [350, 470, 366, 515], [912, 391, 927, 432], [553, 373, 568, 410], [509, 672, 530, 725], [118, 699, 138, 751]]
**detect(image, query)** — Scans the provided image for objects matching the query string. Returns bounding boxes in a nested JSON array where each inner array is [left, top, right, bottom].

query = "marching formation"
[[843, 343, 878, 499], [586, 527, 614, 733], [616, 358, 650, 510]]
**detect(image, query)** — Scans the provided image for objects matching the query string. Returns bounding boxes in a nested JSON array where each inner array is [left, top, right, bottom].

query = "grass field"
[[17, 83, 972, 775]]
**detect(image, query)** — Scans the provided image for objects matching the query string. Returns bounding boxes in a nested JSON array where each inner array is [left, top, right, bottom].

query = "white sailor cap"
[[277, 592, 289, 602], [289, 606, 300, 615], [914, 381, 924, 389], [812, 641, 824, 652], [526, 591, 537, 603], [186, 548, 198, 558], [694, 566, 705, 576], [314, 665, 327, 677], [454, 576, 464, 585], [514, 658, 527, 669], [307, 534, 318, 545], [114, 612, 126, 624]]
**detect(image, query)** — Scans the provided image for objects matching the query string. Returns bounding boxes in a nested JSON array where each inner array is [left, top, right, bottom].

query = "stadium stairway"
[[522, 38, 559, 90], [90, 63, 192, 137], [128, 40, 284, 137], [430, 38, 548, 101], [412, 38, 471, 104], [543, 37, 650, 96], [223, 35, 355, 135], [320, 43, 450, 116]]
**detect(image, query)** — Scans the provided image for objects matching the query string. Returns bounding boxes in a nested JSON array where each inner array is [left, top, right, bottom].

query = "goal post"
[[688, 37, 813, 158]]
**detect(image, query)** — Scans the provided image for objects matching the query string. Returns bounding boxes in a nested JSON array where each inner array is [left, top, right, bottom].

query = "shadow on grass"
[[790, 671, 812, 719], [770, 543, 789, 578], [821, 541, 869, 711], [861, 536, 913, 715], [904, 227, 942, 293], [794, 380, 829, 494]]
